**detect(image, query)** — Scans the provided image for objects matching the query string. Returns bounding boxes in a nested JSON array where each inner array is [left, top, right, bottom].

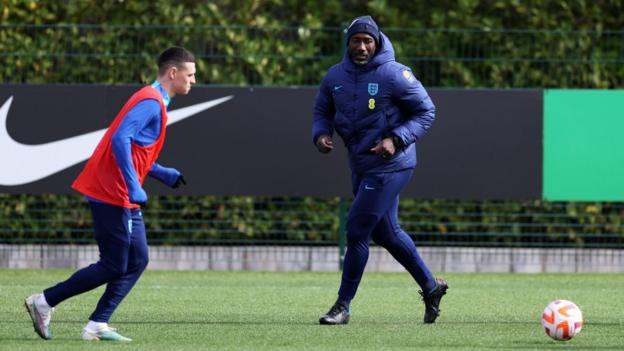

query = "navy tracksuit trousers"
[[43, 201, 148, 323], [338, 169, 436, 303]]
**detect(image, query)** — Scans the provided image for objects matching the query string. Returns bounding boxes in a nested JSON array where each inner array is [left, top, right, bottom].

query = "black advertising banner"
[[415, 89, 543, 200], [0, 85, 541, 199]]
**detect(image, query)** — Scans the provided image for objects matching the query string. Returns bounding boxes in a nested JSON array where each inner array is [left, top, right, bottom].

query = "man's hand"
[[172, 175, 187, 189], [129, 186, 148, 207], [370, 137, 396, 159], [148, 164, 184, 188], [316, 135, 334, 154]]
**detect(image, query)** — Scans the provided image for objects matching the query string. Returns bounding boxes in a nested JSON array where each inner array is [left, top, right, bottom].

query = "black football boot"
[[419, 277, 448, 324], [319, 302, 350, 325]]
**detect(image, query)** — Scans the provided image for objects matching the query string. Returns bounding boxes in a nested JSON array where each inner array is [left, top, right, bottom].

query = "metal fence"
[[1, 195, 623, 271], [3, 24, 624, 87], [1, 24, 624, 271], [3, 195, 623, 247]]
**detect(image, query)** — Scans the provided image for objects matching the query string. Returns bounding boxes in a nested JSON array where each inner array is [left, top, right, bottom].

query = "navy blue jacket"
[[312, 33, 436, 174]]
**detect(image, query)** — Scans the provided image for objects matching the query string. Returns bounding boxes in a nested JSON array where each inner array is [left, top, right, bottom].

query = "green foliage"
[[1, 2, 624, 245], [2, 1, 624, 87], [398, 199, 624, 248], [0, 194, 342, 244], [0, 194, 622, 247]]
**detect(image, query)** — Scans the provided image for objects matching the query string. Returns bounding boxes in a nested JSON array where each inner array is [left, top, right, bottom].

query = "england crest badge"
[[368, 83, 379, 96]]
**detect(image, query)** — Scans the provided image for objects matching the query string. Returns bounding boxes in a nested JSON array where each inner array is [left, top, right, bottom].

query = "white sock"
[[85, 321, 108, 332], [35, 294, 51, 312]]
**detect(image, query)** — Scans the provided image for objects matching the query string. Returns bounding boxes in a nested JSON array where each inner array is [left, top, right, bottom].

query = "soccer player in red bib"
[[25, 47, 196, 341]]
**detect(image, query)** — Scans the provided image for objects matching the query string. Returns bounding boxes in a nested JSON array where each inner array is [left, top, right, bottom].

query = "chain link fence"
[[1, 195, 623, 271], [3, 24, 624, 87], [1, 24, 624, 271]]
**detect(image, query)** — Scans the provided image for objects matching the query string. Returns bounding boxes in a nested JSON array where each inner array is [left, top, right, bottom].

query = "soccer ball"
[[541, 300, 583, 341]]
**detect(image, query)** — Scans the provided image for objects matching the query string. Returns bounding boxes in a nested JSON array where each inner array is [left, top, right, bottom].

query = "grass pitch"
[[1, 269, 623, 350]]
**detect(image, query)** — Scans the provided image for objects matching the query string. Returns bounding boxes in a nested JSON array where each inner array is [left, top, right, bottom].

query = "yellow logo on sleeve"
[[402, 70, 416, 82]]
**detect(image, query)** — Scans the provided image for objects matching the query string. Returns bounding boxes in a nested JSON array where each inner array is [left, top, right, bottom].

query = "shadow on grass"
[[513, 339, 623, 350], [6, 318, 316, 326], [439, 320, 621, 326], [7, 318, 622, 327], [1, 337, 89, 342], [460, 345, 622, 350]]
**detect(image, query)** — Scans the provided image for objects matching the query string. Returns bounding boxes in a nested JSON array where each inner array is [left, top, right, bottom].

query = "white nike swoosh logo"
[[0, 95, 233, 186], [364, 185, 376, 190]]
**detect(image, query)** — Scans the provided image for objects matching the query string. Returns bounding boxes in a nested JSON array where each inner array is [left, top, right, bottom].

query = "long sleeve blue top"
[[89, 81, 180, 205]]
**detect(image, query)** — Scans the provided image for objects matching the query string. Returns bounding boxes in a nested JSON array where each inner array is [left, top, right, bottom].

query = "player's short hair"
[[157, 47, 195, 76]]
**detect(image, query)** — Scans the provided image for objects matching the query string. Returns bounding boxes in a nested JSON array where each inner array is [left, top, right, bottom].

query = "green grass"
[[1, 270, 623, 350]]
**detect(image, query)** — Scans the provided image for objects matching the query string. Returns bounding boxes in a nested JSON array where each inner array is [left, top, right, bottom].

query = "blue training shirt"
[[88, 81, 171, 204]]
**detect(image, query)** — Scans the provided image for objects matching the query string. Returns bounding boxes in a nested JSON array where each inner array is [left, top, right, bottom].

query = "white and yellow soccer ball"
[[541, 299, 583, 341]]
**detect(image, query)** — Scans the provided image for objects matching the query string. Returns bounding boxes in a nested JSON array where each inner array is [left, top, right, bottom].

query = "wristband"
[[391, 135, 403, 149]]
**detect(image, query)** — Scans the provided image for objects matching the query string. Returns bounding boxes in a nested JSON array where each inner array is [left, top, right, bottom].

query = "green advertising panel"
[[544, 90, 624, 201]]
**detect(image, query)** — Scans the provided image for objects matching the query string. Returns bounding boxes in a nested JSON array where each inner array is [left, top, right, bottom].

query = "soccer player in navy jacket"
[[313, 16, 448, 325]]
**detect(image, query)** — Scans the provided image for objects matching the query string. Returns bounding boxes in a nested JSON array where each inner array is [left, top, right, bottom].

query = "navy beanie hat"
[[346, 15, 380, 45]]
